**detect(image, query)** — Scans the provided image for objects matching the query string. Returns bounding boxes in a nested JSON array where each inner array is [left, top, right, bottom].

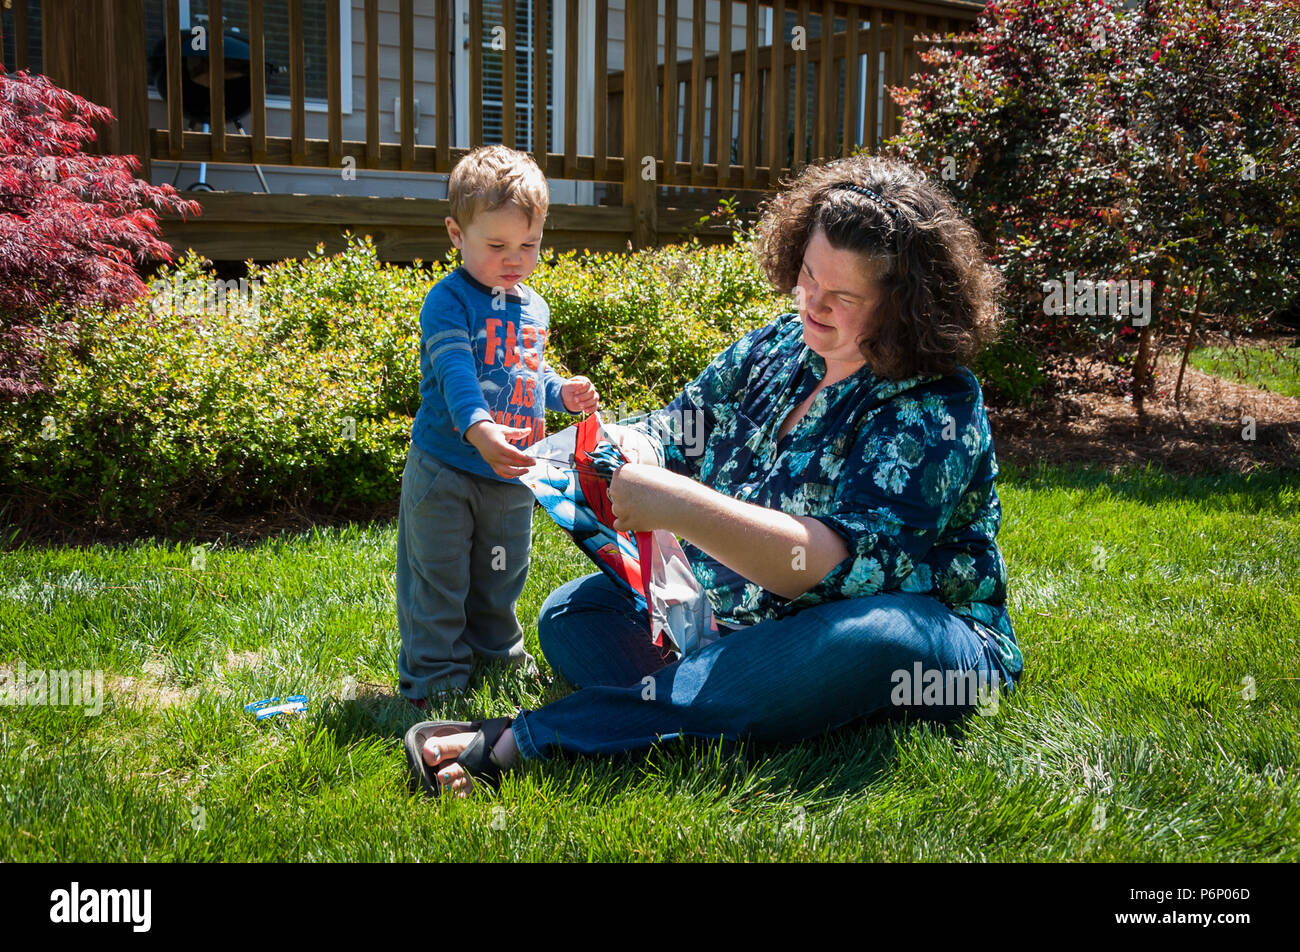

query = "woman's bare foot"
[[421, 727, 520, 798]]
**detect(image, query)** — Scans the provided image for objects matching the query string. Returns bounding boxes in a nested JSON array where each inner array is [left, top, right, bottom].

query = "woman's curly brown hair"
[[753, 154, 1004, 380]]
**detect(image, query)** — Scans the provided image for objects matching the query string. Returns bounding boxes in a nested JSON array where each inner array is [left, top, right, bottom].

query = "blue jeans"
[[510, 572, 1019, 761]]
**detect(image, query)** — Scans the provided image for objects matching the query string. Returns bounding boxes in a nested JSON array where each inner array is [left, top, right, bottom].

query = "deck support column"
[[622, 0, 658, 249], [40, 0, 151, 181]]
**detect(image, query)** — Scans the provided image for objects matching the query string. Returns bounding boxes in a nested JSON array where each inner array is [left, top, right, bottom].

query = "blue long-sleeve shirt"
[[410, 266, 571, 482]]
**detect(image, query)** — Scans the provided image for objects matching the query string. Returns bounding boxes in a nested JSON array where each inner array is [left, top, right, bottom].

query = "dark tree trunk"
[[1175, 269, 1209, 411], [1133, 265, 1168, 418]]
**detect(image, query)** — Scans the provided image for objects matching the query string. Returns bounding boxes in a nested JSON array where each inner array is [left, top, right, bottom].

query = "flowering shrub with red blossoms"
[[892, 0, 1300, 413]]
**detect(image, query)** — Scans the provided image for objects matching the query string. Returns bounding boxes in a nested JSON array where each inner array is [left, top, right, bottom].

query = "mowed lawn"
[[1189, 343, 1300, 398], [1, 463, 1297, 862]]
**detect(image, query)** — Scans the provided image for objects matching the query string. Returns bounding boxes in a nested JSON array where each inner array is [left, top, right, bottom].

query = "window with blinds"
[[478, 0, 553, 150]]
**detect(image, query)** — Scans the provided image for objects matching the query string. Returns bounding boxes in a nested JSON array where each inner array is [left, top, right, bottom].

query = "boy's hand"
[[465, 421, 536, 479], [561, 375, 599, 414]]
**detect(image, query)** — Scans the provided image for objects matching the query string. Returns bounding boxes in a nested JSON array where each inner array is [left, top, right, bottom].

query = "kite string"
[[529, 440, 629, 482]]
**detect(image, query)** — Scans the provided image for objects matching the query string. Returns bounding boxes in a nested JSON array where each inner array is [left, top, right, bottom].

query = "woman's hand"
[[608, 463, 689, 532]]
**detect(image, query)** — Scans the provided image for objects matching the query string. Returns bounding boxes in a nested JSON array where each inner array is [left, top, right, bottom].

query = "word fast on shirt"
[[483, 317, 550, 441]]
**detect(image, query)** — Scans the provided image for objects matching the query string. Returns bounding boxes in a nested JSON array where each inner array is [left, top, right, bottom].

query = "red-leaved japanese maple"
[[1, 65, 201, 401]]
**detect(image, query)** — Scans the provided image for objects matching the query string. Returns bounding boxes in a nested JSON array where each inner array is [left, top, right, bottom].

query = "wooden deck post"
[[40, 0, 151, 181], [623, 0, 658, 248]]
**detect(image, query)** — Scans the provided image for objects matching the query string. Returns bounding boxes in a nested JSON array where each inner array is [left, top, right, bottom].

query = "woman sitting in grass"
[[404, 154, 1025, 797]]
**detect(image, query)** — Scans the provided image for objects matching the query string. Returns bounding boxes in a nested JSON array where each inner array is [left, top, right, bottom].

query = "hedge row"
[[1, 233, 1045, 530], [0, 235, 791, 527]]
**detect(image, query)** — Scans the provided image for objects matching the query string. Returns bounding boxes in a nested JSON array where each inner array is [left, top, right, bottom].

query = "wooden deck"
[[11, 0, 985, 262], [160, 192, 739, 262]]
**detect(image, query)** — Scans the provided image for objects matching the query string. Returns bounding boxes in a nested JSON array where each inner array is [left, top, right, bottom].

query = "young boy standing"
[[398, 145, 599, 705]]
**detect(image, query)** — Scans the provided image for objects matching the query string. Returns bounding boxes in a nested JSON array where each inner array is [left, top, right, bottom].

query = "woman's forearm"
[[656, 473, 850, 600]]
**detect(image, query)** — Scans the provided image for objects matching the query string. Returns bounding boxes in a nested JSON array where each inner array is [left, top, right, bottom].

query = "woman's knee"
[[537, 574, 588, 629], [845, 594, 1004, 720], [785, 593, 994, 719], [536, 572, 655, 685], [536, 575, 590, 664], [539, 572, 624, 636]]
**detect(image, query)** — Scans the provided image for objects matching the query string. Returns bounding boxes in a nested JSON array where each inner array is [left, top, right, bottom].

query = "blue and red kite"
[[521, 414, 718, 656]]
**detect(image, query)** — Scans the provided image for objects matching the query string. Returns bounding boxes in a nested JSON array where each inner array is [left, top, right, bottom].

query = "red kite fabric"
[[521, 414, 719, 655]]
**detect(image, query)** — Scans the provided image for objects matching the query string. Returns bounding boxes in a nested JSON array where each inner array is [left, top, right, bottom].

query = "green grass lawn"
[[1188, 343, 1300, 398], [1, 463, 1297, 861]]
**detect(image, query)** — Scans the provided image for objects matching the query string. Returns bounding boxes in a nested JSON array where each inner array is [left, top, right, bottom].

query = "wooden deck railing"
[[14, 0, 984, 255], [608, 0, 977, 191]]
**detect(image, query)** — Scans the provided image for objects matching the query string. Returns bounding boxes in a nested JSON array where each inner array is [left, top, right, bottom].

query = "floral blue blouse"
[[630, 310, 1023, 679]]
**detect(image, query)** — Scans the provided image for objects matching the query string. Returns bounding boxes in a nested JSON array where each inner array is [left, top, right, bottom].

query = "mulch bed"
[[4, 494, 403, 548], [990, 349, 1300, 476]]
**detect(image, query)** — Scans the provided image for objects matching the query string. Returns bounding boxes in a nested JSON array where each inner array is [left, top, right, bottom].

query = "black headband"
[[831, 181, 905, 226]]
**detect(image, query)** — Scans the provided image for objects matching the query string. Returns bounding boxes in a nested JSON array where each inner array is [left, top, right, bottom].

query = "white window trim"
[[573, 0, 592, 158], [454, 0, 575, 154]]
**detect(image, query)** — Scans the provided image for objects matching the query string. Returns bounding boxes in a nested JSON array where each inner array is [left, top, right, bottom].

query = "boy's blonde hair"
[[447, 145, 549, 228]]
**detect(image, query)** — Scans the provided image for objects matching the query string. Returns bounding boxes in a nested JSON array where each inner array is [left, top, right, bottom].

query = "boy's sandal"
[[404, 717, 514, 798]]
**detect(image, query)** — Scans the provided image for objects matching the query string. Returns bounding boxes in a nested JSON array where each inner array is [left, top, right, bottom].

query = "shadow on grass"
[[314, 663, 976, 804], [514, 710, 974, 805], [0, 496, 407, 552], [315, 658, 566, 748]]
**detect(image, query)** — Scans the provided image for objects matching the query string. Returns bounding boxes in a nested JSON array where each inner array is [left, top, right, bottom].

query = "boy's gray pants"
[[397, 442, 537, 699]]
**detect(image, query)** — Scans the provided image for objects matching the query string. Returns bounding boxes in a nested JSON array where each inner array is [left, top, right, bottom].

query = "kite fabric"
[[520, 414, 719, 657]]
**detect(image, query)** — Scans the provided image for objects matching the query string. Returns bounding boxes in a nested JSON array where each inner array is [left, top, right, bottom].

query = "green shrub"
[[973, 338, 1048, 407], [892, 0, 1300, 413], [529, 236, 780, 426], [2, 229, 1040, 530], [0, 234, 786, 528], [1, 236, 435, 527]]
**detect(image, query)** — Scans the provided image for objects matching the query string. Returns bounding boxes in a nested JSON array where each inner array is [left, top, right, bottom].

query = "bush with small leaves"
[[892, 0, 1300, 414]]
